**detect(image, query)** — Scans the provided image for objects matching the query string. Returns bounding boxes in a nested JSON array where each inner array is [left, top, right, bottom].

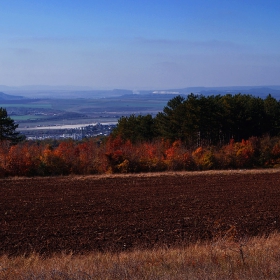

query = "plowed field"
[[1, 170, 280, 256]]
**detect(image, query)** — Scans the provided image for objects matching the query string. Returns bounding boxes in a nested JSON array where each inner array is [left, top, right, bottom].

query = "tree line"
[[1, 135, 280, 177], [112, 93, 280, 146], [1, 93, 280, 177]]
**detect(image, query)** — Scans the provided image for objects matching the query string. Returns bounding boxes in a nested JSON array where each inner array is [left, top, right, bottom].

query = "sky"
[[0, 0, 280, 90]]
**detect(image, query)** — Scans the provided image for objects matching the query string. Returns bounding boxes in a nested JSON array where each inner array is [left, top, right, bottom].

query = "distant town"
[[20, 122, 117, 140]]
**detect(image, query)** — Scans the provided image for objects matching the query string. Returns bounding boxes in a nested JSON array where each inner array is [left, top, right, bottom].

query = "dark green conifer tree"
[[0, 107, 24, 143]]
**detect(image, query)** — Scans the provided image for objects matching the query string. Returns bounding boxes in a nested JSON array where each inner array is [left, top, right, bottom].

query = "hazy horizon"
[[1, 1, 280, 90], [2, 84, 280, 92]]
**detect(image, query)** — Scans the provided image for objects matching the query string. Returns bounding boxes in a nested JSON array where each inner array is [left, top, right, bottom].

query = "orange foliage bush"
[[235, 139, 255, 168], [192, 146, 216, 170], [165, 140, 195, 170], [5, 143, 42, 176], [77, 140, 106, 174]]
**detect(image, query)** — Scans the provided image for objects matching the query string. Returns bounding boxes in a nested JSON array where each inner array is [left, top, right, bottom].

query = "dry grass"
[[4, 167, 280, 182], [1, 233, 280, 279]]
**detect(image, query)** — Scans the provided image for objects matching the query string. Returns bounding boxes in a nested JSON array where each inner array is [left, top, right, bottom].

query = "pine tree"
[[0, 107, 24, 143]]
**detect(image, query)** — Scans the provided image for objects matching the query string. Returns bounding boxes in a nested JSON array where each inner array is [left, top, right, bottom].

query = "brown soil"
[[1, 170, 280, 256]]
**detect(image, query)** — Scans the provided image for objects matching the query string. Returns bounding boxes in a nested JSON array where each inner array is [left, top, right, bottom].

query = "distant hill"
[[0, 92, 25, 100], [159, 86, 280, 99], [1, 85, 280, 99], [134, 86, 280, 98], [0, 86, 133, 99], [198, 87, 280, 99]]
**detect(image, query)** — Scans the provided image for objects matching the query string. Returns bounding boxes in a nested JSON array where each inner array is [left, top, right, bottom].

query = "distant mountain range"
[[0, 86, 133, 99], [0, 92, 25, 100], [1, 85, 280, 99], [0, 85, 93, 91]]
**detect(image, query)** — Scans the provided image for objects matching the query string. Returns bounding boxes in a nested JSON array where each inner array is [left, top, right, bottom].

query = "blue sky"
[[0, 0, 280, 89]]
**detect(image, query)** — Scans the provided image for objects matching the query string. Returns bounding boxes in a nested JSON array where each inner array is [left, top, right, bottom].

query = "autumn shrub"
[[77, 140, 106, 174], [5, 143, 43, 176], [40, 145, 68, 175], [165, 140, 195, 171], [105, 136, 141, 173], [0, 140, 10, 175], [23, 143, 44, 176], [215, 137, 261, 169], [216, 139, 236, 169], [192, 146, 216, 170], [138, 140, 168, 172], [105, 137, 170, 173], [234, 139, 255, 168], [117, 140, 144, 173], [257, 140, 280, 168], [257, 136, 275, 167], [53, 140, 80, 174]]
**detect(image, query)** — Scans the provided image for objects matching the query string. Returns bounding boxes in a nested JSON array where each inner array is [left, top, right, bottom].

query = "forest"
[[1, 93, 280, 177], [112, 93, 280, 144]]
